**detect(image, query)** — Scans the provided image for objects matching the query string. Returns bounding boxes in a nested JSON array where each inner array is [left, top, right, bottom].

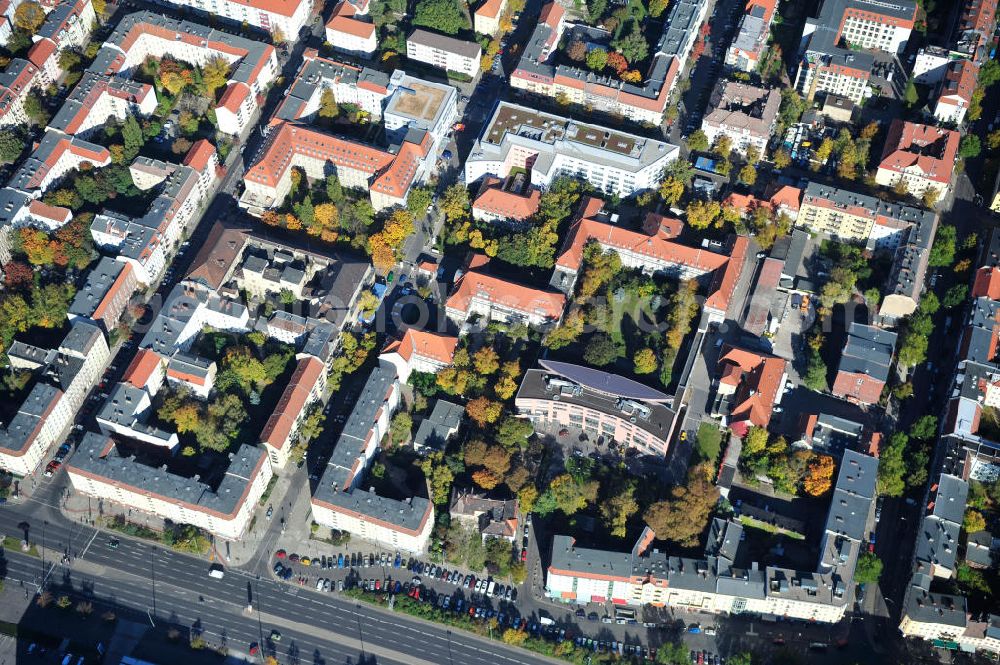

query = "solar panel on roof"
[[539, 360, 671, 402]]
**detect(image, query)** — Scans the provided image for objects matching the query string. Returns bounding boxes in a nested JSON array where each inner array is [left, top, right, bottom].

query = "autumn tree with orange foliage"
[[368, 209, 414, 273], [803, 454, 836, 496], [466, 396, 503, 427]]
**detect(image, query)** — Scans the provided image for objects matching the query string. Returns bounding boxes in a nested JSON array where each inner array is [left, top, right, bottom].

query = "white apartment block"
[[406, 29, 481, 78], [68, 433, 273, 541], [148, 0, 312, 41], [311, 360, 436, 553], [465, 102, 679, 198], [0, 323, 109, 476]]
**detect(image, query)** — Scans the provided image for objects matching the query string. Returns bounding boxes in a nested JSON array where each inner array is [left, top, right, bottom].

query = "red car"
[[249, 643, 259, 656], [521, 548, 527, 562], [275, 550, 287, 559]]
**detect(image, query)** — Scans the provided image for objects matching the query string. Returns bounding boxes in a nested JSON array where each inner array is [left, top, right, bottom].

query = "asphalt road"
[[0, 507, 563, 665]]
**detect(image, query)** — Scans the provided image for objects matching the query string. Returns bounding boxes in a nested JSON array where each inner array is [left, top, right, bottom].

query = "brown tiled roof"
[[185, 222, 249, 290], [261, 356, 325, 450]]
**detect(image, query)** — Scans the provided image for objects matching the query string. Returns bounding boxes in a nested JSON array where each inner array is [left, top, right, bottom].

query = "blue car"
[[393, 554, 401, 568], [394, 581, 402, 594], [338, 553, 344, 568]]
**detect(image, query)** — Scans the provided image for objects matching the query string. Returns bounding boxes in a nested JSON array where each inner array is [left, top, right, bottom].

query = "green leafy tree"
[[943, 284, 968, 308], [980, 59, 1000, 87], [612, 27, 648, 64], [586, 48, 608, 71], [643, 464, 719, 546], [534, 473, 600, 517], [877, 432, 908, 497], [201, 57, 231, 97], [23, 95, 50, 126], [583, 333, 620, 366], [634, 348, 657, 374], [738, 164, 757, 185], [407, 186, 433, 218], [0, 128, 24, 163], [587, 0, 607, 21], [773, 148, 791, 169], [318, 88, 339, 118], [412, 0, 467, 35], [964, 509, 987, 533], [13, 1, 44, 32], [122, 115, 144, 161], [904, 79, 919, 107], [389, 412, 412, 445], [929, 224, 957, 267], [686, 129, 709, 152], [600, 481, 638, 538], [855, 552, 884, 584], [959, 134, 982, 159]]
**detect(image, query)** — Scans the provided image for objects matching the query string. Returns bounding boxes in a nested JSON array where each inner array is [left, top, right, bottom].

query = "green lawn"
[[739, 514, 806, 540]]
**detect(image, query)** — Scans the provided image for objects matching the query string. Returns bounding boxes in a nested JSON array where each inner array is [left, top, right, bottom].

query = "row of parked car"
[[274, 550, 518, 602]]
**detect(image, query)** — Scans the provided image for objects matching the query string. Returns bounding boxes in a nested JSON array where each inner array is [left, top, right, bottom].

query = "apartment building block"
[[547, 451, 877, 623], [146, 0, 313, 42], [68, 257, 139, 333], [68, 432, 273, 540], [551, 197, 747, 321], [325, 0, 376, 58], [311, 359, 435, 553], [876, 120, 959, 198], [515, 360, 678, 458], [406, 29, 481, 78], [0, 322, 109, 475], [465, 102, 679, 199], [445, 264, 567, 330]]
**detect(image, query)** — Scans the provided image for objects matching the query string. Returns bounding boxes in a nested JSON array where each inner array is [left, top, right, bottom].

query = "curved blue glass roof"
[[539, 360, 671, 402]]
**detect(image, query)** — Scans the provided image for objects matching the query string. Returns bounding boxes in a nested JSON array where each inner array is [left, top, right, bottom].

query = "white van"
[[208, 564, 225, 579], [486, 580, 496, 597]]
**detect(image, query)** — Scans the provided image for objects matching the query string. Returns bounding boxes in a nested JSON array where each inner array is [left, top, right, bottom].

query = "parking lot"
[[266, 544, 674, 661]]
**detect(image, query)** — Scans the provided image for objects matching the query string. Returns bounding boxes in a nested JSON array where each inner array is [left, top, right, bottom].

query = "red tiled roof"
[[183, 139, 216, 172], [718, 345, 786, 428], [472, 177, 540, 221], [879, 120, 960, 185], [27, 39, 56, 69], [447, 270, 566, 320], [218, 82, 251, 112], [475, 0, 504, 19], [705, 235, 749, 314], [123, 348, 163, 390], [371, 133, 430, 199], [939, 59, 978, 104], [326, 0, 376, 39], [768, 185, 802, 212], [641, 211, 684, 239], [382, 328, 458, 365], [539, 1, 563, 28], [28, 200, 71, 223], [556, 199, 729, 275], [261, 356, 325, 450], [245, 122, 395, 189], [224, 0, 308, 18], [972, 267, 1000, 299]]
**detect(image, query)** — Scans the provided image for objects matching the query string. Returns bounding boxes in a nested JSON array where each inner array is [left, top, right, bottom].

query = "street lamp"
[[149, 546, 157, 617], [355, 603, 367, 660]]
